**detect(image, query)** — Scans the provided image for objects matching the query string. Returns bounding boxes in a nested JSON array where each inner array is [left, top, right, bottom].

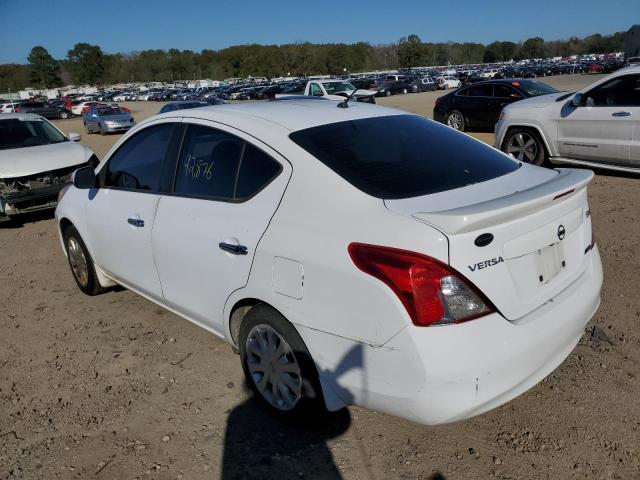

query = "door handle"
[[219, 242, 248, 255], [611, 111, 631, 117], [127, 218, 145, 227]]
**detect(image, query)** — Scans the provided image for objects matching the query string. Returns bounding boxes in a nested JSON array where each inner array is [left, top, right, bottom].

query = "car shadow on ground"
[[0, 209, 55, 228], [220, 392, 448, 479], [221, 390, 349, 480]]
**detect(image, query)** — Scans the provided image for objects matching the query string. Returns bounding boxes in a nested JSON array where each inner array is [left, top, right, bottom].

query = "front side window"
[[104, 124, 175, 191], [289, 115, 520, 199], [494, 85, 521, 98], [585, 75, 640, 107]]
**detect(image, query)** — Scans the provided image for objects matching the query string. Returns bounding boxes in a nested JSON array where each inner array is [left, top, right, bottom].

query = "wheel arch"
[[501, 124, 552, 159], [228, 296, 347, 411]]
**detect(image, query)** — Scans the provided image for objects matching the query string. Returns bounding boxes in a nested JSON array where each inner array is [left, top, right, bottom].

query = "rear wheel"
[[63, 225, 106, 296], [503, 128, 546, 166], [445, 110, 466, 131], [59, 110, 70, 119], [99, 124, 106, 136], [239, 305, 325, 416], [385, 90, 391, 97], [402, 88, 408, 94]]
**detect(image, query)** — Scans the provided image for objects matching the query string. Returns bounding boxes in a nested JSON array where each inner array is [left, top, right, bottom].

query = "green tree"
[[66, 43, 107, 85], [520, 37, 546, 59], [398, 34, 424, 69], [27, 46, 60, 88]]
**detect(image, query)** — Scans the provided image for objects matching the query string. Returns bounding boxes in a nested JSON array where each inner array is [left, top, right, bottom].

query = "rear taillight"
[[348, 243, 494, 326]]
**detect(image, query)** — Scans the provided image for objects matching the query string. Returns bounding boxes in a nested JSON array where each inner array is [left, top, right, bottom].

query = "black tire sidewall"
[[62, 225, 103, 295], [239, 305, 326, 417]]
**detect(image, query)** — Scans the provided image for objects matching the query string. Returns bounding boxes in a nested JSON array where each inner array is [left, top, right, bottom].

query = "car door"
[[464, 83, 494, 128], [85, 121, 181, 300], [490, 84, 524, 128], [557, 73, 640, 166], [151, 121, 291, 335], [85, 106, 97, 130]]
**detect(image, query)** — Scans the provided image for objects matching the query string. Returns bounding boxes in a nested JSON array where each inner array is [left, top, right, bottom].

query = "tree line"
[[0, 31, 626, 91]]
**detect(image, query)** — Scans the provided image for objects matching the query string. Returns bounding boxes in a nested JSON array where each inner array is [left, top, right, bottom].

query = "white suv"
[[495, 66, 640, 172]]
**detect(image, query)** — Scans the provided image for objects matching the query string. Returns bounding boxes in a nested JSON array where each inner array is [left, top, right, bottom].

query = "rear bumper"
[[303, 246, 603, 425]]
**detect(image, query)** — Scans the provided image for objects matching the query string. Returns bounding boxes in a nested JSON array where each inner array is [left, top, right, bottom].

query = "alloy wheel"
[[67, 237, 89, 287], [507, 132, 538, 163], [245, 324, 302, 411], [446, 111, 464, 130]]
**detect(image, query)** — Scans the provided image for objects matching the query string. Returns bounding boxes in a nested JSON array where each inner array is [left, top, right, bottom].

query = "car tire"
[[402, 88, 408, 94], [99, 124, 106, 136], [59, 110, 70, 119], [63, 225, 106, 296], [85, 123, 92, 134], [385, 90, 391, 97], [239, 304, 326, 417], [445, 110, 466, 131], [503, 128, 546, 166]]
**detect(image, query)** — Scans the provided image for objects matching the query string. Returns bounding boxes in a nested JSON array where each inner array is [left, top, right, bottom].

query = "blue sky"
[[1, 0, 638, 63]]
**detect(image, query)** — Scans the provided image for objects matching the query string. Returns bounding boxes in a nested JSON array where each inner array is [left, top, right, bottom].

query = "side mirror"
[[72, 166, 97, 189], [68, 132, 81, 142], [572, 92, 583, 107]]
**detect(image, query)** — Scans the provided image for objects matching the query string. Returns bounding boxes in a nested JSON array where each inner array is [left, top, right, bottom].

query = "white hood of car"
[[0, 141, 93, 178]]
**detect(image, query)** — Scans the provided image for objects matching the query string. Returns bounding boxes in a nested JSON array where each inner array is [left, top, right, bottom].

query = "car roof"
[[155, 99, 410, 132], [0, 112, 44, 121]]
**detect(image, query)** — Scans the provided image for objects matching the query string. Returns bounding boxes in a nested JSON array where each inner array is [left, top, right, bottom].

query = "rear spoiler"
[[413, 168, 593, 235]]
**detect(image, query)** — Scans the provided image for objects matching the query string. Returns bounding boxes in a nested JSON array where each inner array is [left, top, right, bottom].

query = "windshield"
[[290, 115, 520, 199], [516, 80, 558, 97], [0, 118, 67, 150], [322, 82, 355, 94]]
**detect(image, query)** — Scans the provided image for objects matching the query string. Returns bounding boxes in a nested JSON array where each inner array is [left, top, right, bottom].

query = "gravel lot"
[[1, 74, 639, 479]]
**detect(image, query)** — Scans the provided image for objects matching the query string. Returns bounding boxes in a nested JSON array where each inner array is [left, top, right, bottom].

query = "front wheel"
[[63, 226, 106, 296], [59, 110, 70, 119], [503, 128, 546, 166], [239, 305, 325, 416], [445, 110, 466, 131], [385, 90, 391, 97]]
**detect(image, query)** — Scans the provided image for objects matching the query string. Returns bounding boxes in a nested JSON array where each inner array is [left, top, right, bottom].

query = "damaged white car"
[[0, 113, 97, 222]]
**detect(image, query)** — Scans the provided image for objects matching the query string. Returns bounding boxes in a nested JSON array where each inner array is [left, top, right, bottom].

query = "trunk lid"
[[385, 167, 594, 320]]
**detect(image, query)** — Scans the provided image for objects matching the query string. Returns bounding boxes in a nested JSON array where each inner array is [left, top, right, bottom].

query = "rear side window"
[[467, 84, 493, 97], [104, 124, 175, 191], [289, 115, 520, 199], [174, 125, 243, 199], [235, 144, 282, 199]]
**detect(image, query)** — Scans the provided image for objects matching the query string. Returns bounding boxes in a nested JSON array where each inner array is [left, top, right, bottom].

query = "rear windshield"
[[289, 114, 520, 199]]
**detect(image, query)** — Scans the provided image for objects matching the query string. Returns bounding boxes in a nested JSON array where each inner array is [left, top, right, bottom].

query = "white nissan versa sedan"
[[55, 99, 602, 425]]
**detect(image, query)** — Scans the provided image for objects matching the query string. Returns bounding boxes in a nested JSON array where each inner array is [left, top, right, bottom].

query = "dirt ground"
[[1, 74, 639, 480]]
